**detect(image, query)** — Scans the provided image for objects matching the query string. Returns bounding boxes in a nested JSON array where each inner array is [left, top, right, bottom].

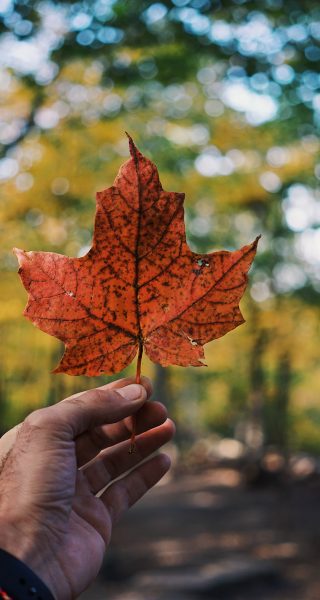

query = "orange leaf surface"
[[14, 136, 259, 376]]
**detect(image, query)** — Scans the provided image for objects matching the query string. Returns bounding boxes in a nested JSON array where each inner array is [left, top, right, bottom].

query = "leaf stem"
[[129, 341, 143, 453]]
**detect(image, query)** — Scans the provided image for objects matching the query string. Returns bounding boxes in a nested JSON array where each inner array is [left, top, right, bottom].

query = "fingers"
[[76, 398, 167, 467], [25, 378, 151, 440], [83, 419, 175, 494], [101, 453, 171, 523]]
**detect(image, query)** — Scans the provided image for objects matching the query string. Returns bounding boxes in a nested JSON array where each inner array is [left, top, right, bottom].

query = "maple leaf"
[[14, 136, 259, 377]]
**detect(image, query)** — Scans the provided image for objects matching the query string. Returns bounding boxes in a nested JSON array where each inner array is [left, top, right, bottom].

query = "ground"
[[80, 462, 320, 599]]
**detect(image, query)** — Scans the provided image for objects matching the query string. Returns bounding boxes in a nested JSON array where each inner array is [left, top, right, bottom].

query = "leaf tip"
[[253, 235, 261, 249], [125, 132, 143, 161], [13, 247, 25, 266], [125, 131, 135, 153]]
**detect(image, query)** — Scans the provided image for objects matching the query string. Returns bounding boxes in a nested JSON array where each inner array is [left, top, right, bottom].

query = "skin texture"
[[0, 377, 174, 600]]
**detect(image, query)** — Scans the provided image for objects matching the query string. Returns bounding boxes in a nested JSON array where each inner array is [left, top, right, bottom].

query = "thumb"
[[25, 384, 147, 440]]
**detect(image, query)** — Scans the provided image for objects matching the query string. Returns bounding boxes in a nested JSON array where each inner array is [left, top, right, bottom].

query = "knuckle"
[[24, 408, 45, 428], [24, 407, 55, 429], [94, 387, 118, 406], [78, 387, 107, 406], [93, 388, 108, 403]]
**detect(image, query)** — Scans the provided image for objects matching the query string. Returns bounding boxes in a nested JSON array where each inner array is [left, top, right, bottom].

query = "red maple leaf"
[[14, 136, 259, 378]]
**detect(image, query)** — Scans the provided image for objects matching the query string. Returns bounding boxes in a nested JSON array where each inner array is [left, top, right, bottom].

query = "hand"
[[0, 377, 174, 600]]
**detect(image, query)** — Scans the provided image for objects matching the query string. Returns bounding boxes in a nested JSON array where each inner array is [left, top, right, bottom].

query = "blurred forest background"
[[1, 0, 320, 462]]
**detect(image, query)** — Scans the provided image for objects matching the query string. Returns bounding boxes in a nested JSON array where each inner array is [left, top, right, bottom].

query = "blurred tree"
[[0, 0, 320, 453]]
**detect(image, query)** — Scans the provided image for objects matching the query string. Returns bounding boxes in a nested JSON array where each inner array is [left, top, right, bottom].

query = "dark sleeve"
[[0, 548, 55, 600]]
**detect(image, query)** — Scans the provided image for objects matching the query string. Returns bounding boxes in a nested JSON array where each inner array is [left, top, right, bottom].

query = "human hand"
[[0, 377, 174, 599]]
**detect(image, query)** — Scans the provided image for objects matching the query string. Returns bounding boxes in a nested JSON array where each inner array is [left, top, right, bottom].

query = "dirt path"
[[80, 466, 320, 599]]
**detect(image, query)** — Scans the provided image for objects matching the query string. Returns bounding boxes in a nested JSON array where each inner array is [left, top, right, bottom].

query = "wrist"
[[0, 519, 56, 598], [0, 548, 55, 600], [0, 517, 39, 566]]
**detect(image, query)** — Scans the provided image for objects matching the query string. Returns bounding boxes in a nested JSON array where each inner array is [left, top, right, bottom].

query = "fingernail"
[[116, 384, 146, 402]]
